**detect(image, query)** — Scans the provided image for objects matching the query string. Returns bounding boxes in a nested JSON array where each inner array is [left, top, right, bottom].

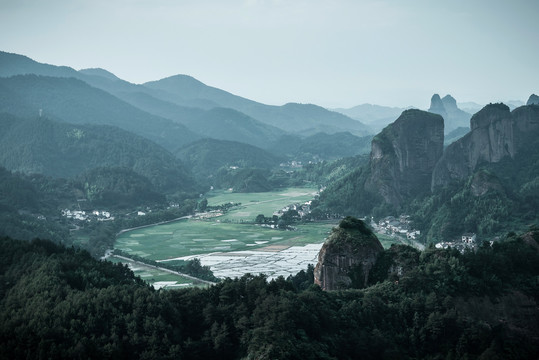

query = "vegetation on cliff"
[[326, 216, 382, 252]]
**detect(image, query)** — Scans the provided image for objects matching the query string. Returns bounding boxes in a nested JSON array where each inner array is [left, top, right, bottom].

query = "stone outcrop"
[[364, 109, 444, 209], [314, 217, 384, 291], [527, 94, 539, 105], [469, 169, 505, 197], [432, 103, 539, 189], [428, 94, 472, 134]]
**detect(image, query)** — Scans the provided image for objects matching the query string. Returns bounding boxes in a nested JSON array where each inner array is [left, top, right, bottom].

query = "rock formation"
[[432, 103, 539, 189], [428, 94, 472, 134], [314, 217, 384, 291], [364, 109, 444, 209], [527, 94, 539, 105], [429, 94, 447, 117]]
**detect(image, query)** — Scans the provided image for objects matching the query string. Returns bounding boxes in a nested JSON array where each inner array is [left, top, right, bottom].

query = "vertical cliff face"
[[432, 103, 539, 189], [314, 217, 384, 291], [365, 109, 444, 209]]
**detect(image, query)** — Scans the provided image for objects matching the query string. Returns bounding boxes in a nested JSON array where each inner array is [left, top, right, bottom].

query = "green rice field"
[[115, 187, 336, 261], [115, 219, 336, 261], [114, 187, 399, 282], [206, 187, 318, 222]]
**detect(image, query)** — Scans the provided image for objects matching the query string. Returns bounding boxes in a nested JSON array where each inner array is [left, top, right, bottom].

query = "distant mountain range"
[[0, 50, 379, 186], [0, 51, 371, 141], [0, 50, 534, 199], [332, 104, 407, 133]]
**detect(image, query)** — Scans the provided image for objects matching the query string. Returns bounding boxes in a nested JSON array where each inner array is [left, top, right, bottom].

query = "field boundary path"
[[116, 215, 193, 237], [112, 254, 217, 286]]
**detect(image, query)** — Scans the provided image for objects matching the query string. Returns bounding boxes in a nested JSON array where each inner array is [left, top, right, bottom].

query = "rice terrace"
[[114, 187, 400, 288]]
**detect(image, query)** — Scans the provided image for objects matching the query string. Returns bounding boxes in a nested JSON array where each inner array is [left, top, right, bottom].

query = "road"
[[112, 254, 217, 286]]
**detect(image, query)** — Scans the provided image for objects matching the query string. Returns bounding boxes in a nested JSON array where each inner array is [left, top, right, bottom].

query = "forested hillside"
[[0, 114, 196, 193], [270, 132, 372, 162], [177, 138, 283, 179], [1, 227, 537, 359]]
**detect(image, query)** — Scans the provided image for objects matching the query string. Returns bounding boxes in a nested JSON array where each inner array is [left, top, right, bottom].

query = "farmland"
[[114, 187, 399, 281]]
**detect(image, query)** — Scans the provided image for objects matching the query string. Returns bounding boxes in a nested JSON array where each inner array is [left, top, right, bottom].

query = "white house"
[[462, 233, 477, 244]]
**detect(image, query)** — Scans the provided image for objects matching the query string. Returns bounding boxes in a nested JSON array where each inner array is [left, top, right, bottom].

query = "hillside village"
[[62, 209, 114, 222], [435, 233, 479, 253], [375, 215, 421, 240]]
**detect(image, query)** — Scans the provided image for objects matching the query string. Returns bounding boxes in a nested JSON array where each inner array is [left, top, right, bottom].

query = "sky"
[[1, 0, 538, 108]]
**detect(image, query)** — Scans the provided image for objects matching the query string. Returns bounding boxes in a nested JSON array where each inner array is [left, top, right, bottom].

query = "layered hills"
[[144, 75, 370, 136], [332, 103, 405, 133], [0, 51, 370, 139], [0, 75, 199, 151]]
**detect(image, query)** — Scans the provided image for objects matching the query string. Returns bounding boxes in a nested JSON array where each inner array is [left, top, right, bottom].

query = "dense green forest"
[[176, 138, 284, 180], [269, 132, 372, 162], [0, 165, 200, 256], [0, 114, 197, 194], [1, 226, 537, 359]]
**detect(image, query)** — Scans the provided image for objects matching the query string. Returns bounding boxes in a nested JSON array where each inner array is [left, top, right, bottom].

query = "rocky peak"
[[429, 94, 446, 114], [442, 95, 458, 111], [365, 109, 444, 208], [314, 217, 384, 291], [428, 93, 472, 134], [527, 94, 539, 105], [470, 103, 510, 130]]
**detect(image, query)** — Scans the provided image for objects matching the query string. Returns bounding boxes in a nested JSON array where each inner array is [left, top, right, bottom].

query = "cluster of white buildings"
[[377, 215, 421, 240], [273, 201, 312, 219], [435, 233, 478, 253], [61, 209, 113, 221], [279, 161, 303, 168]]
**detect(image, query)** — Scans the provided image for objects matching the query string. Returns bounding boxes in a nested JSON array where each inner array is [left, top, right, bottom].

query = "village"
[[62, 209, 114, 222], [434, 233, 479, 253], [374, 215, 421, 240], [374, 214, 479, 253]]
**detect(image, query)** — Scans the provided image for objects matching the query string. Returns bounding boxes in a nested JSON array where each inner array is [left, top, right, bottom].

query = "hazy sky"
[[1, 0, 538, 108]]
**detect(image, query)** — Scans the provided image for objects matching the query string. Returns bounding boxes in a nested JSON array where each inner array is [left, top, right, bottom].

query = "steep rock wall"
[[365, 109, 444, 209], [432, 104, 539, 189], [314, 217, 384, 291]]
